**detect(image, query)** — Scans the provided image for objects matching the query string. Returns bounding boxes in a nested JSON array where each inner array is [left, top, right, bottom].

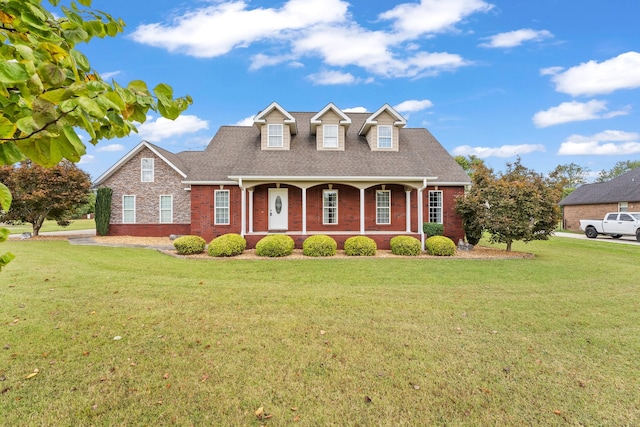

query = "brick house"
[[559, 167, 640, 231], [93, 102, 471, 249]]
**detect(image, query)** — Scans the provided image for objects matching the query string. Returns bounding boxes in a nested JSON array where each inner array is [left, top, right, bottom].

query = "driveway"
[[554, 231, 639, 245]]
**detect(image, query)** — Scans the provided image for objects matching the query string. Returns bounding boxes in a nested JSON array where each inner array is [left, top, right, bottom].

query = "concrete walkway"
[[554, 231, 640, 245]]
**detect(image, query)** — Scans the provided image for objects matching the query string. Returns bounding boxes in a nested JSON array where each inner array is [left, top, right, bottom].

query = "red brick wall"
[[108, 224, 190, 237], [562, 203, 620, 231], [190, 185, 243, 242]]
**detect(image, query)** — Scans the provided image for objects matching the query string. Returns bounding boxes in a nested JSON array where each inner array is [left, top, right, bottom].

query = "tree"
[[454, 155, 485, 177], [596, 160, 640, 182], [548, 162, 590, 199], [94, 186, 111, 236], [455, 158, 562, 251], [0, 160, 91, 235], [0, 0, 191, 268]]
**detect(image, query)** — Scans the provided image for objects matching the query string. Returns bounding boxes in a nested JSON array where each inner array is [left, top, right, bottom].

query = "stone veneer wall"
[[99, 147, 191, 228]]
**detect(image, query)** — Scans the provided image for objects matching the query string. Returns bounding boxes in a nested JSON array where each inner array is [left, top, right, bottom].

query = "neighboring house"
[[559, 167, 640, 231], [93, 102, 471, 249]]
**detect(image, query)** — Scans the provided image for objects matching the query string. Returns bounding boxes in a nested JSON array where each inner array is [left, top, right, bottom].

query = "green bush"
[[208, 233, 246, 257], [173, 235, 206, 255], [425, 235, 456, 256], [390, 235, 422, 256], [302, 234, 337, 257], [255, 234, 295, 257], [423, 222, 444, 237], [94, 187, 112, 236], [344, 236, 377, 256]]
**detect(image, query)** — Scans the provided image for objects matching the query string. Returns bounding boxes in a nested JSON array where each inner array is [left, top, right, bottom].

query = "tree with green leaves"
[[454, 154, 485, 177], [596, 160, 640, 182], [455, 159, 562, 251], [0, 0, 191, 269], [0, 160, 91, 236], [548, 162, 590, 199]]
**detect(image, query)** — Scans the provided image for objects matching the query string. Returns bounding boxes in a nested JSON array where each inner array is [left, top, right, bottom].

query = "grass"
[[1, 237, 639, 426], [2, 218, 96, 234]]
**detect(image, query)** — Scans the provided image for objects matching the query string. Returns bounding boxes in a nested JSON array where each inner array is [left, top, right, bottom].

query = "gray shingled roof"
[[183, 111, 470, 184], [559, 167, 640, 205]]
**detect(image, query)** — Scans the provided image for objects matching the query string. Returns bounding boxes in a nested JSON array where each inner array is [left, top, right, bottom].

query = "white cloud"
[[78, 154, 95, 165], [99, 70, 121, 81], [233, 115, 255, 126], [533, 100, 629, 127], [343, 106, 367, 113], [96, 143, 125, 152], [308, 70, 358, 85], [394, 99, 434, 113], [558, 130, 640, 155], [479, 28, 552, 48], [539, 66, 563, 76], [551, 51, 640, 96], [131, 0, 486, 81], [137, 115, 209, 141], [453, 144, 545, 158]]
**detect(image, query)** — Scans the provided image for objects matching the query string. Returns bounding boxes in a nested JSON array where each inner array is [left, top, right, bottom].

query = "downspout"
[[418, 178, 427, 251]]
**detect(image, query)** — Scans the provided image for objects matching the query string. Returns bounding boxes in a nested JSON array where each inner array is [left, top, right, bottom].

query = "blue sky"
[[69, 0, 640, 182]]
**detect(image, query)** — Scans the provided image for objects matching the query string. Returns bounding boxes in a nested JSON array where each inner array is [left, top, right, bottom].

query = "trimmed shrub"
[[425, 235, 456, 256], [173, 235, 206, 255], [303, 234, 337, 257], [208, 233, 246, 257], [423, 222, 444, 237], [390, 235, 422, 256], [95, 187, 112, 236], [344, 236, 377, 256], [255, 234, 295, 257]]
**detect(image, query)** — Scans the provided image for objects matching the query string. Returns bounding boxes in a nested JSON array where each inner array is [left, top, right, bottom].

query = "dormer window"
[[323, 125, 338, 148], [377, 125, 392, 149], [268, 124, 283, 148]]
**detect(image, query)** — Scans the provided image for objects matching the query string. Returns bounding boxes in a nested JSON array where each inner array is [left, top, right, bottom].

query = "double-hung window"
[[376, 190, 391, 224], [377, 125, 392, 149], [159, 195, 173, 223], [123, 195, 136, 223], [323, 190, 338, 225], [215, 190, 230, 225], [141, 158, 154, 182], [267, 124, 283, 148], [323, 125, 338, 148], [429, 190, 443, 224]]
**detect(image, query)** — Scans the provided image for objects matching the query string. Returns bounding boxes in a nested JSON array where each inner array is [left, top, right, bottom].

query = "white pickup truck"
[[579, 212, 640, 240]]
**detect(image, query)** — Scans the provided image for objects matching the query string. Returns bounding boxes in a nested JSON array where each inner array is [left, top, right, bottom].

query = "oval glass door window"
[[275, 196, 282, 214]]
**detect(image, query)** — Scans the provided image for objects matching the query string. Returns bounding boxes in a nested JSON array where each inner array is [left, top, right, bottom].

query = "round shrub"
[[425, 235, 456, 256], [344, 236, 377, 256], [303, 234, 337, 257], [173, 235, 206, 255], [208, 233, 246, 257], [390, 235, 422, 256], [255, 234, 295, 257]]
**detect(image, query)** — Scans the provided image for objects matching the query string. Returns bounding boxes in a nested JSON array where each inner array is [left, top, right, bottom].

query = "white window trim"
[[323, 189, 338, 225], [429, 190, 443, 224], [122, 195, 136, 224], [323, 124, 338, 148], [376, 190, 391, 225], [619, 201, 628, 212], [159, 195, 173, 224], [267, 124, 284, 148], [377, 125, 392, 149], [141, 158, 154, 182], [214, 190, 230, 225]]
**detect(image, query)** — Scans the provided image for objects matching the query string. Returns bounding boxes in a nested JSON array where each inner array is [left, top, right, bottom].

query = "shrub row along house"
[[93, 102, 470, 249], [560, 166, 640, 231]]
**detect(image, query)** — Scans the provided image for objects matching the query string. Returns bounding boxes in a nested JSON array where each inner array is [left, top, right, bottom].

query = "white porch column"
[[418, 188, 424, 249], [405, 188, 411, 232], [240, 179, 246, 237], [360, 188, 365, 234], [248, 188, 254, 233], [302, 187, 307, 235]]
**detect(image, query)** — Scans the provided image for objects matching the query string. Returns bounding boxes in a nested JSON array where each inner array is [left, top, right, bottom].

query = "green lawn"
[[2, 218, 96, 234], [1, 237, 639, 426]]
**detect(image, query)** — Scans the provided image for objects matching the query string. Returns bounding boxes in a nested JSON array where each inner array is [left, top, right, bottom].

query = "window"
[[376, 190, 391, 224], [620, 213, 633, 221], [141, 158, 154, 182], [215, 190, 230, 225], [267, 124, 283, 147], [377, 125, 392, 148], [606, 213, 618, 220], [323, 190, 338, 224], [323, 125, 338, 148], [619, 201, 629, 212], [160, 195, 173, 223], [429, 190, 443, 224], [123, 195, 136, 223]]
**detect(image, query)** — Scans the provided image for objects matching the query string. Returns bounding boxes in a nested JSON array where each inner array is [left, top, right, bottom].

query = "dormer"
[[310, 103, 351, 151], [253, 102, 297, 151], [359, 104, 406, 152]]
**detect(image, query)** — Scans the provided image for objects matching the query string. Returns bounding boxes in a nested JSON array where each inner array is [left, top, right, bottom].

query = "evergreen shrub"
[[173, 235, 206, 255], [344, 236, 377, 256], [390, 235, 421, 256], [255, 234, 295, 257], [208, 233, 246, 257], [425, 235, 456, 256], [302, 234, 337, 257], [423, 222, 444, 237]]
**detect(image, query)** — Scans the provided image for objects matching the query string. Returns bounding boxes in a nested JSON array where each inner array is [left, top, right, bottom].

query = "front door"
[[268, 188, 288, 230]]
